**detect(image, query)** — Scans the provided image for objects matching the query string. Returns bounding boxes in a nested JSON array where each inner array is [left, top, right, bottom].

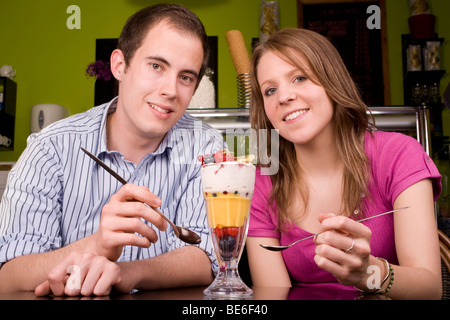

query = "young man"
[[0, 4, 224, 296]]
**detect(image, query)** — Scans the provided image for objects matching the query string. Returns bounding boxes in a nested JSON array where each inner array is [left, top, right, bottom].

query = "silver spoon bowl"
[[260, 206, 409, 252], [81, 147, 202, 245]]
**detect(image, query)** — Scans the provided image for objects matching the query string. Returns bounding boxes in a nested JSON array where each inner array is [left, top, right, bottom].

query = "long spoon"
[[259, 206, 410, 251], [81, 147, 202, 245]]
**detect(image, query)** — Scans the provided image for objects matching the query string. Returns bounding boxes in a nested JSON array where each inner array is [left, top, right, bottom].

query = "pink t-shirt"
[[248, 131, 442, 291]]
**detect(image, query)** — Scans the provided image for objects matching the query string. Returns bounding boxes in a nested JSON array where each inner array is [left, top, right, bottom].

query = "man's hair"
[[117, 4, 209, 82]]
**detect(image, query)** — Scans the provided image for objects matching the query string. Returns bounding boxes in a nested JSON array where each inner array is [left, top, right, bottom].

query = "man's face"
[[112, 20, 204, 146]]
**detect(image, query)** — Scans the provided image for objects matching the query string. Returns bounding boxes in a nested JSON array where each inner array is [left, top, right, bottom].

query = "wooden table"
[[0, 285, 376, 301]]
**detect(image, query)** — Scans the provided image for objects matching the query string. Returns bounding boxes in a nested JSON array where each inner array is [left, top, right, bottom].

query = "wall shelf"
[[401, 34, 446, 106], [0, 77, 16, 151]]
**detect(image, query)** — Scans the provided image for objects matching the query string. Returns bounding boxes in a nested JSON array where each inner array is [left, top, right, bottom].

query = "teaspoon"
[[81, 147, 202, 245], [259, 206, 410, 252]]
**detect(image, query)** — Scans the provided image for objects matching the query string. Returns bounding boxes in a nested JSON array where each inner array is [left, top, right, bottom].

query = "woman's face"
[[256, 50, 335, 148]]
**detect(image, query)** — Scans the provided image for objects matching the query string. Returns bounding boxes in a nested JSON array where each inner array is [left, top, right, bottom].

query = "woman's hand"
[[313, 213, 377, 289]]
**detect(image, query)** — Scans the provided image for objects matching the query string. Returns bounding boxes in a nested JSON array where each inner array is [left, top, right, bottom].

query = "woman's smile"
[[283, 108, 310, 122]]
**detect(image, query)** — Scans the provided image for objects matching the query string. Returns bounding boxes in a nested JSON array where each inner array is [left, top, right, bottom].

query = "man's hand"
[[34, 184, 169, 297], [34, 252, 127, 296], [90, 183, 168, 261]]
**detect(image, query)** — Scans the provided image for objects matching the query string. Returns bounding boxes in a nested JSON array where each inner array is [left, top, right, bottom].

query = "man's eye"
[[180, 74, 194, 83], [151, 63, 162, 70]]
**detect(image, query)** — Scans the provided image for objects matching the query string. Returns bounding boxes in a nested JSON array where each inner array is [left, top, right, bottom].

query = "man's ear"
[[110, 49, 126, 81]]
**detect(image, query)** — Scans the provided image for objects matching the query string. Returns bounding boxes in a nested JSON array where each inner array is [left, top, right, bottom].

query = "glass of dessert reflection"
[[200, 151, 256, 298]]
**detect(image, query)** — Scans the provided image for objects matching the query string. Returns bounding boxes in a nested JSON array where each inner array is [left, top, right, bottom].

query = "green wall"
[[0, 0, 449, 162]]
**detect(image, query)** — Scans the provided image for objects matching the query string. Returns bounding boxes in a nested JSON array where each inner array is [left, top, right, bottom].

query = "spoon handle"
[[260, 206, 410, 251], [80, 147, 178, 233], [305, 206, 410, 240], [81, 147, 128, 185], [355, 206, 410, 223], [305, 206, 410, 243]]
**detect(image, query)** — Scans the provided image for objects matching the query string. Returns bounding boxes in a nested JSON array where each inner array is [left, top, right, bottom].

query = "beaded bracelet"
[[375, 258, 394, 295]]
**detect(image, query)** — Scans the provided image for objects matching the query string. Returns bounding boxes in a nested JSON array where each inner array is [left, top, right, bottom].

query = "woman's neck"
[[294, 137, 343, 179]]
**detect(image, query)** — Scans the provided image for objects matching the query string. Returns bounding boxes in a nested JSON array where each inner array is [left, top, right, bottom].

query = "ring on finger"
[[345, 239, 355, 253], [313, 233, 319, 243]]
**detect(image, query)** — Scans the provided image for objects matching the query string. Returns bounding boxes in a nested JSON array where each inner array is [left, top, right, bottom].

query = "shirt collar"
[[150, 115, 186, 157], [98, 97, 118, 156]]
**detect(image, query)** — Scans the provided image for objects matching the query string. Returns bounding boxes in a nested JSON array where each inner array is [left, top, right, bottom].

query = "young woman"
[[246, 28, 443, 299]]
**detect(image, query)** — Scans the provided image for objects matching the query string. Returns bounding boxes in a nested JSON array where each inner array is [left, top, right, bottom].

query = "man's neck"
[[105, 112, 165, 164]]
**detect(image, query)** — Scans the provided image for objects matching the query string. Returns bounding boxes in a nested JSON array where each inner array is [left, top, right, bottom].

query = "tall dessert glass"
[[201, 160, 255, 298]]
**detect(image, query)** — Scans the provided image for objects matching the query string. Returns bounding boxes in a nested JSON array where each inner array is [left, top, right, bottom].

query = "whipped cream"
[[201, 161, 256, 199]]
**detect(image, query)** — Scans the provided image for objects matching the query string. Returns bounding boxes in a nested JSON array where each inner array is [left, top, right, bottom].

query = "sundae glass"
[[200, 150, 256, 298]]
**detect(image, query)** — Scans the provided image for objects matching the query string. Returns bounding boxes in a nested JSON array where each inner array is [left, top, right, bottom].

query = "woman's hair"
[[250, 28, 375, 232], [117, 3, 209, 84]]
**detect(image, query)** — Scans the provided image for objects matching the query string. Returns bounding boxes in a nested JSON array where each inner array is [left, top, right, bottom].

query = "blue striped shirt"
[[0, 97, 225, 271]]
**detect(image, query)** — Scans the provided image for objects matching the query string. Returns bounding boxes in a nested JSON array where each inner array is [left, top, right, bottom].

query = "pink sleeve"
[[370, 132, 442, 204], [248, 168, 280, 239]]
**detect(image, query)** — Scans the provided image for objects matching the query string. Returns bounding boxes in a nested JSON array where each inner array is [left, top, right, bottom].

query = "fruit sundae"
[[200, 149, 255, 262]]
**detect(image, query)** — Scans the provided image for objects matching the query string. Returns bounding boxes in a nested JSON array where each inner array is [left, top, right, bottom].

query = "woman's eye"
[[294, 76, 306, 83], [264, 88, 276, 96]]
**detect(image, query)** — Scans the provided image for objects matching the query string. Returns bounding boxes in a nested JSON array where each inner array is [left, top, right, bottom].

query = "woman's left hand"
[[313, 213, 374, 288]]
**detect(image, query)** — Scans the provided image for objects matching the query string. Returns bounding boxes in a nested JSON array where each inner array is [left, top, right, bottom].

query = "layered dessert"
[[200, 150, 255, 262]]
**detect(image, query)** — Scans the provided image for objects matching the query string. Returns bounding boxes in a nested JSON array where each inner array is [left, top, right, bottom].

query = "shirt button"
[[134, 171, 143, 180]]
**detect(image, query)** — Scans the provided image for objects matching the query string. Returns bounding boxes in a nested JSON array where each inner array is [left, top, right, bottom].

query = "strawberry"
[[214, 149, 235, 163], [225, 227, 239, 238], [214, 227, 224, 239]]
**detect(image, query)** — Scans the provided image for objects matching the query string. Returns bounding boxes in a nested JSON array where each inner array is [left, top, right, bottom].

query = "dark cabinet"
[[402, 34, 445, 106], [402, 34, 446, 154], [0, 77, 16, 151]]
